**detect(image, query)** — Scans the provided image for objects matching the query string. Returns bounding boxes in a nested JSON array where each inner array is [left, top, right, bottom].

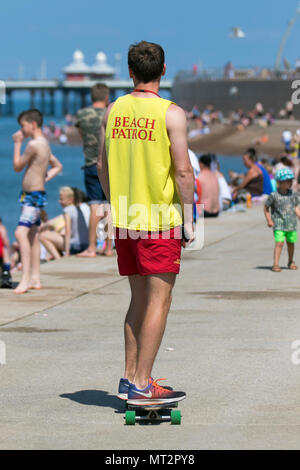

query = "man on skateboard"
[[98, 41, 194, 405]]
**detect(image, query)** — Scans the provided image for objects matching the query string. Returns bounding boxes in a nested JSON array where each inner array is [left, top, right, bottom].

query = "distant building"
[[63, 50, 90, 81], [63, 50, 115, 81], [90, 52, 115, 80]]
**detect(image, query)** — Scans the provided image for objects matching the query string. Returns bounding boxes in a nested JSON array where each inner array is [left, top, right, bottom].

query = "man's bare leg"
[[123, 275, 148, 382], [29, 225, 42, 289], [132, 273, 176, 389], [77, 203, 100, 257], [14, 225, 31, 294]]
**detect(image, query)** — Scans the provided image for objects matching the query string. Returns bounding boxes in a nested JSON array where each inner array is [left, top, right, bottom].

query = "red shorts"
[[114, 227, 182, 276]]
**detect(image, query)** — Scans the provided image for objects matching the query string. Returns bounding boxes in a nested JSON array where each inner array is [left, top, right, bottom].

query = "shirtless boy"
[[13, 109, 62, 294]]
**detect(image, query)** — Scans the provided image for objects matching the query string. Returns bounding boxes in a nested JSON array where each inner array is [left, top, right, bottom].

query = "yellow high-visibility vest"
[[106, 94, 182, 230]]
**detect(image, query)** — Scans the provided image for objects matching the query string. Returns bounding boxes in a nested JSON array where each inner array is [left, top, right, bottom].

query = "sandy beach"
[[188, 120, 300, 158], [53, 119, 300, 160]]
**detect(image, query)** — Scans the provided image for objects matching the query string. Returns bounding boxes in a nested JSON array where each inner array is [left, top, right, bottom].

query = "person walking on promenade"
[[40, 187, 89, 259], [75, 83, 113, 257], [12, 109, 62, 294], [97, 41, 195, 405], [232, 148, 263, 201], [264, 167, 300, 272]]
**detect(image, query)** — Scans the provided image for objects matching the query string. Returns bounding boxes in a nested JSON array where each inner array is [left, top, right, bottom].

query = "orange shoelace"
[[151, 378, 170, 396]]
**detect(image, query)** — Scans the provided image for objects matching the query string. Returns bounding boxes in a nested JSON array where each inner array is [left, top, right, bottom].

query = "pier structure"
[[0, 79, 173, 116], [0, 50, 172, 116]]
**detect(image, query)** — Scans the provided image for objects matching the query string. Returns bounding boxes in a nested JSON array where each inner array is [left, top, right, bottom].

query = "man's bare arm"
[[97, 105, 114, 202], [166, 104, 195, 225], [12, 131, 34, 172], [45, 153, 63, 183]]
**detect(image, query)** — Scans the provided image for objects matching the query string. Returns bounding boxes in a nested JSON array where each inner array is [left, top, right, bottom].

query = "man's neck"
[[132, 80, 160, 95], [92, 101, 106, 108]]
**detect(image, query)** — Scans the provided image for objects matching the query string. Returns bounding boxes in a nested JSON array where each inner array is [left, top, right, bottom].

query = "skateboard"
[[124, 401, 181, 425]]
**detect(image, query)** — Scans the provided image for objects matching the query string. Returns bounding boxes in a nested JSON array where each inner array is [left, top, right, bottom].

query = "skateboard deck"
[[124, 401, 181, 425]]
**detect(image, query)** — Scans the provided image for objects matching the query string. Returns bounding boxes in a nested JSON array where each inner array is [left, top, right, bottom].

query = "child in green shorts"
[[264, 167, 300, 272]]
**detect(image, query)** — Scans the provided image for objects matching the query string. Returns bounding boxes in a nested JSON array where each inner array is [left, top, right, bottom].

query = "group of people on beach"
[[187, 100, 296, 138], [192, 129, 300, 274], [2, 83, 300, 289], [0, 83, 114, 293]]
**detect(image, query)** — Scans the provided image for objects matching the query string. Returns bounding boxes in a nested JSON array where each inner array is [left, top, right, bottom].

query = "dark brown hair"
[[91, 83, 109, 103], [199, 154, 212, 168], [128, 41, 165, 83], [71, 187, 88, 206], [245, 147, 257, 162], [18, 108, 43, 127]]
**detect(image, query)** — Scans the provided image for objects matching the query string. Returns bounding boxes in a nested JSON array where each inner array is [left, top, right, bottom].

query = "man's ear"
[[162, 64, 166, 77], [128, 67, 134, 78]]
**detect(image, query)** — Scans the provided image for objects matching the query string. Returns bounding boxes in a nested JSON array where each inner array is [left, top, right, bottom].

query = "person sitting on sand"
[[256, 156, 272, 196], [39, 210, 66, 261], [40, 187, 89, 259], [196, 154, 220, 217], [215, 162, 232, 211], [262, 162, 277, 192], [232, 148, 263, 201]]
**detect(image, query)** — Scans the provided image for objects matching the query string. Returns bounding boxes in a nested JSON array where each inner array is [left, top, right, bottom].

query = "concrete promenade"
[[1, 204, 300, 449]]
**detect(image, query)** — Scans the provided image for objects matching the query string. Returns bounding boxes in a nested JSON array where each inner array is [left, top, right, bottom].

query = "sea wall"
[[172, 78, 300, 118]]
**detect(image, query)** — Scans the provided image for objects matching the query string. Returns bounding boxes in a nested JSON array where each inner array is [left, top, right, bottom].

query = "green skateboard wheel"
[[125, 410, 136, 425], [171, 409, 181, 425]]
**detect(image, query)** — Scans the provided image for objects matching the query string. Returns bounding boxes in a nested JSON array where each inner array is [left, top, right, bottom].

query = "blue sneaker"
[[117, 378, 132, 400], [127, 378, 186, 406]]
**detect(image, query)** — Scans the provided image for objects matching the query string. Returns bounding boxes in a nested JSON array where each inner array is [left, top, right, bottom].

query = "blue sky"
[[1, 0, 300, 79]]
